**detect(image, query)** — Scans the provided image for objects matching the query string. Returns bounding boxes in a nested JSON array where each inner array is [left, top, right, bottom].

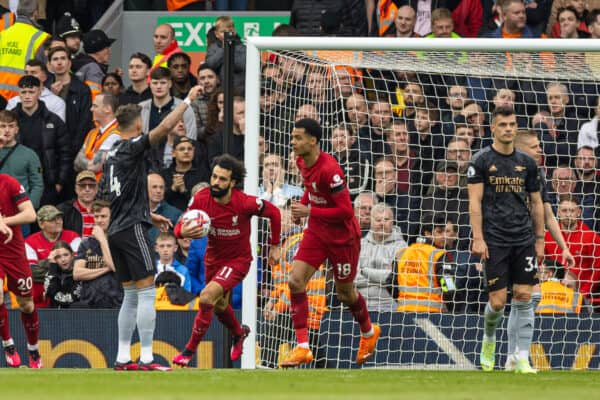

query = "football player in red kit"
[[281, 118, 380, 367], [172, 154, 281, 366], [0, 130, 40, 368]]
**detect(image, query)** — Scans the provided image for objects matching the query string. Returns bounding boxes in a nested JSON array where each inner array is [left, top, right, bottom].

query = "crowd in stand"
[[1, 0, 600, 320]]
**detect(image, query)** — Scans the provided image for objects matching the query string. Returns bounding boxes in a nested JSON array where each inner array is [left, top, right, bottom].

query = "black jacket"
[[15, 102, 71, 187], [290, 0, 368, 36], [46, 74, 94, 160], [161, 164, 210, 211], [57, 199, 84, 236]]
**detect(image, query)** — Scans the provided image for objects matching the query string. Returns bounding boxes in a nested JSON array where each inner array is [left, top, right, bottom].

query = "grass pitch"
[[1, 369, 598, 400]]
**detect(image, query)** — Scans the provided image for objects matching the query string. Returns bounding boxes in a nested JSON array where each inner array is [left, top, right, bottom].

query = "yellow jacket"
[[536, 279, 582, 314]]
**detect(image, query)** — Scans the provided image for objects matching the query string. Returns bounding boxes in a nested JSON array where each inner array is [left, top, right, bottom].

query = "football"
[[181, 209, 211, 237]]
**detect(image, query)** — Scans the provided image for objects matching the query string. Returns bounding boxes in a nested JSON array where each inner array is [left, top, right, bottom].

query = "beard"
[[210, 185, 229, 198]]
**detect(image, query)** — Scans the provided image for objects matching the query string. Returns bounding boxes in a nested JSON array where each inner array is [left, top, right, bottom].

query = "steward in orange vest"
[[73, 117, 120, 181]]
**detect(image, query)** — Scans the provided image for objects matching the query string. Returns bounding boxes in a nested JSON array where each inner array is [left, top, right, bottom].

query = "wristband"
[[183, 97, 191, 106]]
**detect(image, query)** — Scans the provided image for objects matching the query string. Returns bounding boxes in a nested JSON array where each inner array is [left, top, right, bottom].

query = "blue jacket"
[[156, 258, 192, 292], [485, 24, 540, 38], [185, 237, 242, 309]]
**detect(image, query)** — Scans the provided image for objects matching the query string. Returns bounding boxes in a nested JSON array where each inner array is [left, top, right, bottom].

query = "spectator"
[[426, 8, 460, 38], [363, 98, 392, 160], [345, 93, 369, 138], [14, 75, 70, 205], [550, 0, 591, 37], [354, 190, 379, 237], [394, 5, 420, 38], [73, 93, 120, 179], [0, 0, 50, 100], [25, 205, 81, 308], [461, 101, 492, 147], [54, 12, 83, 56], [191, 64, 220, 140], [442, 84, 469, 124], [120, 52, 152, 106], [554, 6, 591, 38], [535, 82, 579, 168], [73, 199, 123, 308], [258, 153, 304, 208], [151, 23, 183, 74], [445, 137, 472, 187], [401, 81, 426, 121], [411, 104, 444, 177], [57, 170, 98, 238], [0, 110, 43, 210], [373, 157, 410, 235], [304, 68, 341, 133], [290, 0, 368, 36], [73, 29, 116, 100], [356, 203, 407, 311], [549, 165, 578, 211], [204, 16, 246, 90], [147, 173, 182, 245], [7, 59, 66, 122], [46, 46, 94, 163], [573, 146, 600, 231], [387, 213, 456, 312], [101, 72, 124, 97], [155, 231, 192, 292], [386, 118, 423, 199], [43, 241, 82, 308], [140, 67, 197, 140], [481, 0, 540, 37], [588, 8, 600, 39], [544, 194, 600, 301], [331, 123, 371, 197], [577, 95, 600, 150], [168, 52, 197, 100], [161, 136, 209, 211], [207, 95, 245, 161], [536, 260, 584, 314]]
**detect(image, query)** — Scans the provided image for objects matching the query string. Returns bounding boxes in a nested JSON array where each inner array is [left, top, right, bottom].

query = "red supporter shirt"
[[297, 152, 361, 245], [175, 188, 281, 274], [544, 220, 600, 297], [25, 230, 82, 264], [0, 174, 29, 260]]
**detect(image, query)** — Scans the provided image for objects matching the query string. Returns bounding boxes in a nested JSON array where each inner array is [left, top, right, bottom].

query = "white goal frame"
[[241, 37, 600, 369]]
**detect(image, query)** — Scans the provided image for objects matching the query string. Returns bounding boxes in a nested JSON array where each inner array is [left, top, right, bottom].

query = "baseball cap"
[[435, 160, 459, 173], [83, 30, 116, 54], [37, 205, 63, 222], [173, 136, 194, 149], [76, 170, 96, 183], [55, 12, 82, 38]]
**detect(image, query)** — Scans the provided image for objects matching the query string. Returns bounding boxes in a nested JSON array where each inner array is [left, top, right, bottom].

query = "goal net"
[[242, 38, 600, 370]]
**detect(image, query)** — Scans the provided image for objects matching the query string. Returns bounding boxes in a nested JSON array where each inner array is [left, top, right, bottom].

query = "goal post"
[[242, 37, 600, 370]]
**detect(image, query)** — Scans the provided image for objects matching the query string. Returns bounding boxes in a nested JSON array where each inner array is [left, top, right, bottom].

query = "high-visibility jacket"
[[81, 120, 120, 181], [376, 0, 398, 37], [0, 11, 15, 31], [269, 232, 327, 331], [0, 21, 50, 100], [86, 80, 102, 102], [536, 279, 582, 314], [155, 285, 199, 310], [166, 0, 201, 11], [393, 242, 446, 312]]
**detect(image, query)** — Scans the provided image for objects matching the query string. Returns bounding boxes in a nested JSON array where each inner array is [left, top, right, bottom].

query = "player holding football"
[[468, 106, 544, 374], [100, 85, 204, 371], [281, 118, 380, 368], [172, 154, 281, 366], [0, 132, 39, 368]]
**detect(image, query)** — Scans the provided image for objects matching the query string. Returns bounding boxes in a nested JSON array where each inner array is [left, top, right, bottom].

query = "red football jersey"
[[182, 188, 280, 273], [25, 230, 81, 264], [297, 152, 361, 245], [0, 174, 29, 260]]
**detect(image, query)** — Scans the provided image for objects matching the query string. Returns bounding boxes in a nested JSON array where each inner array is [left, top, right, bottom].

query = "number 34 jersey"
[[100, 134, 152, 235]]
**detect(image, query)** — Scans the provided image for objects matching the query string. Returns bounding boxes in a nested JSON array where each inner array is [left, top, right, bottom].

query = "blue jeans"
[[214, 0, 247, 10]]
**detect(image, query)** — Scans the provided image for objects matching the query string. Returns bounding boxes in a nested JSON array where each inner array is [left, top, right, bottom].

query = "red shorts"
[[294, 230, 360, 283], [0, 257, 33, 297], [206, 263, 247, 293]]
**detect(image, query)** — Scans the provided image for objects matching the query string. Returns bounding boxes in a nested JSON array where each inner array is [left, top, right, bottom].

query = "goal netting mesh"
[[251, 42, 600, 370]]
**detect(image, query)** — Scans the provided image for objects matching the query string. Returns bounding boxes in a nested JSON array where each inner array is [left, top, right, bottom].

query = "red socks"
[[290, 292, 309, 344], [348, 292, 372, 334], [215, 305, 243, 337], [185, 303, 214, 352], [20, 309, 39, 346], [0, 304, 10, 341]]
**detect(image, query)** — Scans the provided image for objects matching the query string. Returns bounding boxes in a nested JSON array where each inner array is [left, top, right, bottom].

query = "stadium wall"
[[3, 310, 599, 369]]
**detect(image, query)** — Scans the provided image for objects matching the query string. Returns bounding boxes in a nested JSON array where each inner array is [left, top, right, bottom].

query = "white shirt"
[[98, 119, 121, 151], [577, 117, 599, 150], [7, 87, 67, 122], [414, 0, 432, 36]]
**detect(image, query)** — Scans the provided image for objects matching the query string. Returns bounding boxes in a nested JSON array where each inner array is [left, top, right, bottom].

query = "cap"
[[76, 170, 96, 183], [37, 205, 63, 222], [83, 29, 116, 54], [173, 136, 194, 149], [435, 160, 459, 173], [55, 12, 82, 38]]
